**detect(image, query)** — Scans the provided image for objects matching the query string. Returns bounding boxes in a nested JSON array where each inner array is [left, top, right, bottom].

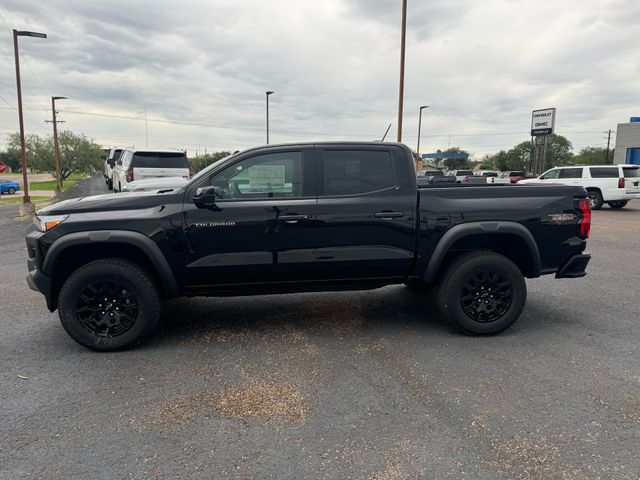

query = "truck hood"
[[37, 190, 183, 215]]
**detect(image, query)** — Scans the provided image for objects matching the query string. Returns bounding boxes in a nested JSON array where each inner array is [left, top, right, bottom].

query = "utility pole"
[[13, 29, 47, 215], [396, 0, 407, 142], [46, 96, 67, 193], [605, 129, 612, 164]]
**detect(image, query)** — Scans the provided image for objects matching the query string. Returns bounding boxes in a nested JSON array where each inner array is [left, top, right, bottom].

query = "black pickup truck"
[[26, 142, 591, 351]]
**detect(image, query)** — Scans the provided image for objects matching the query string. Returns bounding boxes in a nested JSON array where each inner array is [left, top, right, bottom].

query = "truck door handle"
[[281, 214, 308, 223], [374, 211, 404, 219]]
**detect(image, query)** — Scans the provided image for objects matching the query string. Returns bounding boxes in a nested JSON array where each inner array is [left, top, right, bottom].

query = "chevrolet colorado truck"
[[26, 142, 592, 351]]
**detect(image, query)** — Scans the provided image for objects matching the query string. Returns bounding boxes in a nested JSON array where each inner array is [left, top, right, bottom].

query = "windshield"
[[623, 167, 639, 178]]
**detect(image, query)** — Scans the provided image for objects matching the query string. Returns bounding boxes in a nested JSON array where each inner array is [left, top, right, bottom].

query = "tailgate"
[[623, 166, 640, 194], [134, 167, 190, 180]]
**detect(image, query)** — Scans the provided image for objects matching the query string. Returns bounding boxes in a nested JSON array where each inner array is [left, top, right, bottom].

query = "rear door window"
[[589, 167, 619, 178], [558, 168, 583, 179], [322, 150, 395, 196], [132, 152, 189, 169]]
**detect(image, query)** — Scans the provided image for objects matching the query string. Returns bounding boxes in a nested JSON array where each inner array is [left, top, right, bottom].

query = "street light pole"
[[396, 0, 407, 143], [266, 91, 274, 144], [417, 105, 429, 154], [13, 29, 47, 215], [51, 96, 67, 193]]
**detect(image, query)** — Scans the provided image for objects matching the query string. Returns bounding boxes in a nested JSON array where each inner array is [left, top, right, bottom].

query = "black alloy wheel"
[[437, 251, 526, 335], [459, 270, 513, 323], [58, 259, 161, 351], [76, 281, 139, 337]]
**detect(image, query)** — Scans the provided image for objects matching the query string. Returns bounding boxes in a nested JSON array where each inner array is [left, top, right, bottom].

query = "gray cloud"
[[1, 0, 639, 155]]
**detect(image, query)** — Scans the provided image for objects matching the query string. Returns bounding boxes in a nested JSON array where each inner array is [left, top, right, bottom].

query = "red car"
[[501, 171, 536, 183]]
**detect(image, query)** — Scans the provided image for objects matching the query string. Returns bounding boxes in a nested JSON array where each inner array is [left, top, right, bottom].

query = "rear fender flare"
[[422, 221, 541, 284]]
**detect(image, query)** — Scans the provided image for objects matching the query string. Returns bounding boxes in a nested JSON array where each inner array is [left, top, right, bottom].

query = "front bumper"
[[556, 253, 591, 278], [25, 226, 55, 311]]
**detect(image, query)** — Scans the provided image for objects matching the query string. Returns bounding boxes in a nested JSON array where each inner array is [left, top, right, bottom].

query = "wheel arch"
[[43, 231, 179, 310], [423, 222, 541, 284]]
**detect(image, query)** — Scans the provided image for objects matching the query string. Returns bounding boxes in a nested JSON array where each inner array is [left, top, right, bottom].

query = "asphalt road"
[[1, 178, 638, 479]]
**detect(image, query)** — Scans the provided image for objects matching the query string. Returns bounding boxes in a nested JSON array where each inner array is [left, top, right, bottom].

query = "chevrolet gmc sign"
[[531, 108, 556, 136]]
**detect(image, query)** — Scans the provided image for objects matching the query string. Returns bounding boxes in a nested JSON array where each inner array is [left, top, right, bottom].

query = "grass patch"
[[30, 179, 77, 191], [0, 195, 50, 206]]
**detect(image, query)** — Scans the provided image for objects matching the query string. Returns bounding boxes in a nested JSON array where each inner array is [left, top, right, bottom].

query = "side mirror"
[[193, 186, 220, 209]]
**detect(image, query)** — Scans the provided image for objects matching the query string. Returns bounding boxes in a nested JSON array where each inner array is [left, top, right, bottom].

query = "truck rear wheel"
[[437, 251, 526, 335], [58, 259, 161, 351]]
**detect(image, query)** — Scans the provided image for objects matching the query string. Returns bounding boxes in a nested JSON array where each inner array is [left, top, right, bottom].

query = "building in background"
[[614, 117, 640, 165]]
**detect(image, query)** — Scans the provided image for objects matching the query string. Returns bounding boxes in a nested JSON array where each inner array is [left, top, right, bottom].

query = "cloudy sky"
[[0, 0, 638, 157]]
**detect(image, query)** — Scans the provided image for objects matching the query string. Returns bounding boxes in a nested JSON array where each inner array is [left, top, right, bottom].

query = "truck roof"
[[237, 141, 409, 155]]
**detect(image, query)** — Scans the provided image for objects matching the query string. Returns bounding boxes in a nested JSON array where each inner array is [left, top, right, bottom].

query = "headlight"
[[33, 214, 68, 232]]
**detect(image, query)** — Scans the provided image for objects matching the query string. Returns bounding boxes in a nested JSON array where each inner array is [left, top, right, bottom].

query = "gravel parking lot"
[[1, 178, 638, 479]]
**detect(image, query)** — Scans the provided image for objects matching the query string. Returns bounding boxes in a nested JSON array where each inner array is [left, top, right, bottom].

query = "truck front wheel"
[[437, 252, 526, 335], [58, 259, 161, 351]]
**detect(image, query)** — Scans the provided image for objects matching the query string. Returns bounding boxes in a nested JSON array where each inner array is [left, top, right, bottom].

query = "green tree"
[[442, 147, 471, 170], [190, 151, 232, 173], [486, 134, 572, 171], [6, 131, 102, 179], [544, 134, 573, 168], [572, 146, 612, 165]]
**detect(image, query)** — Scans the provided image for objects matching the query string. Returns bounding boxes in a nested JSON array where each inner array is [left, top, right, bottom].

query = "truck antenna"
[[381, 123, 392, 142]]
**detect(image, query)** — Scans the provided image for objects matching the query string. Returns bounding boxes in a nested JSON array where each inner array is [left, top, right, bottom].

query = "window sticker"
[[249, 165, 286, 188]]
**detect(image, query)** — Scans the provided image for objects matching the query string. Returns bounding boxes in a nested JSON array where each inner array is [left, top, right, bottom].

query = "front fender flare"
[[42, 230, 179, 296]]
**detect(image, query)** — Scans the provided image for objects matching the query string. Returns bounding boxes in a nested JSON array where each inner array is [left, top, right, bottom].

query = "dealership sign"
[[531, 108, 556, 136]]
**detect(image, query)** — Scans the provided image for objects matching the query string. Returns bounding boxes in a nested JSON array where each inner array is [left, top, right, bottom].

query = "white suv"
[[518, 164, 640, 209], [103, 148, 123, 190], [113, 148, 192, 193]]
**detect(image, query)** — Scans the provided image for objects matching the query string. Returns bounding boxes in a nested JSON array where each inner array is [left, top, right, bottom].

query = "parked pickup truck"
[[26, 142, 592, 351], [417, 169, 456, 185]]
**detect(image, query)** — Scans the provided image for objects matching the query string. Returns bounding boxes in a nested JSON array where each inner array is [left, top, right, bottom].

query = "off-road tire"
[[437, 251, 526, 335], [58, 259, 161, 351]]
